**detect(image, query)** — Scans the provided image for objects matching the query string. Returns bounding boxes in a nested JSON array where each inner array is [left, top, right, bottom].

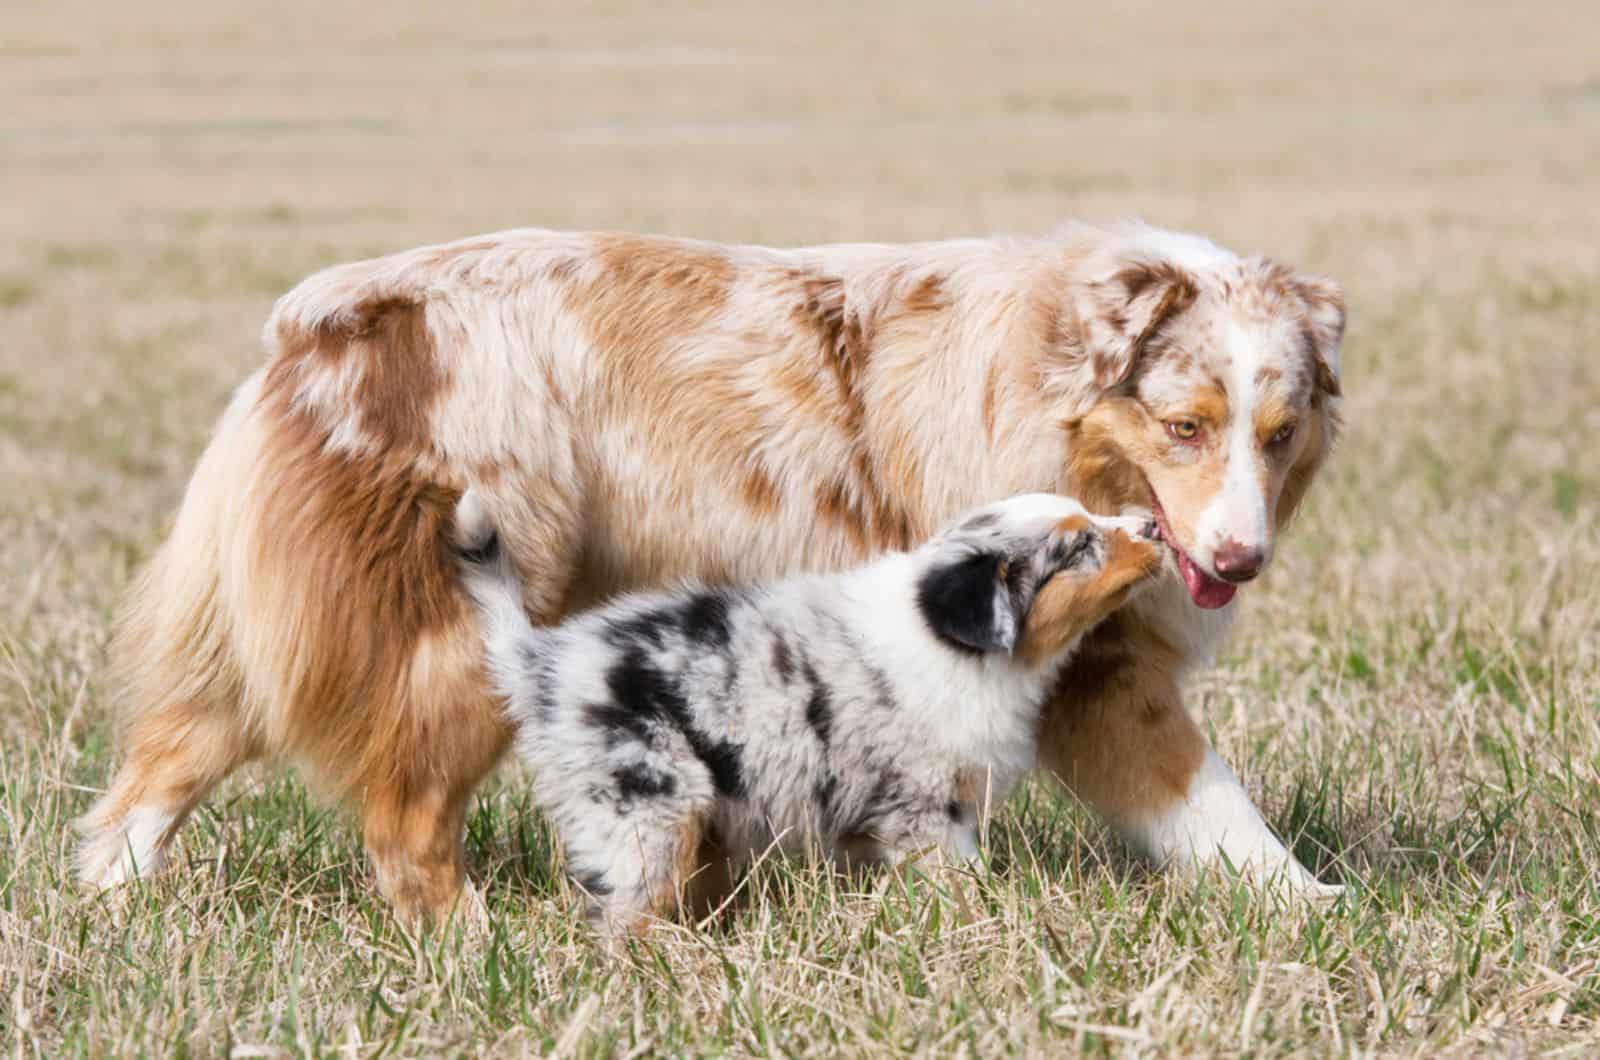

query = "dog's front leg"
[[1039, 615, 1338, 895], [1119, 747, 1341, 896]]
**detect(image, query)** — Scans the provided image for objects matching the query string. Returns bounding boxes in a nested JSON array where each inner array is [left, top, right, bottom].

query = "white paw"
[[75, 805, 176, 889]]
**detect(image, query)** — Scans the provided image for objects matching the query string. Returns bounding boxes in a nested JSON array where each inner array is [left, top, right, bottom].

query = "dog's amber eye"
[[1166, 419, 1200, 442], [1268, 423, 1297, 447]]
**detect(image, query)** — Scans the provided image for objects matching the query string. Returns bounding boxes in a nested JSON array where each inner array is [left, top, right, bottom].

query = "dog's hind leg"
[[359, 765, 497, 930], [78, 383, 260, 889], [77, 698, 257, 887], [350, 616, 515, 929]]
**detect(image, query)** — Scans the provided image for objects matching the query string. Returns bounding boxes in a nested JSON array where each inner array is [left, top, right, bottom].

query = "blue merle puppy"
[[455, 491, 1162, 934]]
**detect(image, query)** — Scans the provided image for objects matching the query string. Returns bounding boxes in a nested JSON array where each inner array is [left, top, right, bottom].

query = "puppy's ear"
[[916, 551, 1021, 655], [1293, 273, 1345, 399], [1074, 259, 1198, 390]]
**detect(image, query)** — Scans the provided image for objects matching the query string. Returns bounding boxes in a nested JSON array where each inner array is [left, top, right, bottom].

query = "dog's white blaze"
[[1124, 749, 1340, 895], [1192, 316, 1272, 573]]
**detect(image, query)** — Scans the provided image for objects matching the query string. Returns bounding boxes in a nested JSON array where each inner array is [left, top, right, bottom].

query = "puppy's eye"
[[1268, 423, 1297, 447], [1054, 532, 1094, 570], [1165, 419, 1200, 442]]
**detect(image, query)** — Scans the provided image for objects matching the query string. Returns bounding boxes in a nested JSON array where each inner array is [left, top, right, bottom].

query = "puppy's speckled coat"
[[458, 492, 1161, 932]]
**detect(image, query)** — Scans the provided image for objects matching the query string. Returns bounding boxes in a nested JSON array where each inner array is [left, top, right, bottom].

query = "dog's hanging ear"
[[916, 550, 1024, 656], [1074, 259, 1198, 390], [1292, 273, 1345, 399]]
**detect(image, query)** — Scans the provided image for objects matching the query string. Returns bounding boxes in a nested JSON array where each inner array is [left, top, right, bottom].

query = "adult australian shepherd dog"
[[79, 221, 1346, 921]]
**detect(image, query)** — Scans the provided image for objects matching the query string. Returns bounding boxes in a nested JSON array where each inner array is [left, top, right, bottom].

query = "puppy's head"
[[914, 493, 1162, 664]]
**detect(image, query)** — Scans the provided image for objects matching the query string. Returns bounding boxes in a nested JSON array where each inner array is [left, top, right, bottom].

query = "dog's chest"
[[1131, 575, 1238, 671]]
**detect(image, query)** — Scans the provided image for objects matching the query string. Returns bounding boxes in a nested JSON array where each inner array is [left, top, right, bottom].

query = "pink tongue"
[[1178, 551, 1237, 609]]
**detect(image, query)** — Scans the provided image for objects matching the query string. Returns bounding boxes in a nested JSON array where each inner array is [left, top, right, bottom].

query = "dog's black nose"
[[1212, 539, 1264, 582]]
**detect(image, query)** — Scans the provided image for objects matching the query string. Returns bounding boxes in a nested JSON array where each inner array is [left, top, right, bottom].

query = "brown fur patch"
[[547, 255, 582, 283], [637, 808, 736, 927], [901, 271, 948, 315], [272, 296, 444, 452], [982, 354, 1004, 441], [1117, 262, 1198, 349], [795, 273, 870, 403], [952, 767, 983, 806], [1017, 531, 1161, 666], [1174, 384, 1229, 428], [738, 463, 783, 515], [1253, 393, 1300, 443], [1292, 273, 1346, 399], [582, 233, 738, 357], [1276, 404, 1336, 528], [1036, 613, 1206, 823], [1061, 403, 1154, 516], [245, 388, 510, 919], [811, 474, 910, 553], [565, 248, 914, 564], [788, 273, 916, 552], [1084, 261, 1201, 387]]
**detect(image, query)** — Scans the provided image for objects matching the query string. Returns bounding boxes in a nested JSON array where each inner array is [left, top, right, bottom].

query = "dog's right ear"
[[1073, 259, 1198, 391], [916, 550, 1020, 655]]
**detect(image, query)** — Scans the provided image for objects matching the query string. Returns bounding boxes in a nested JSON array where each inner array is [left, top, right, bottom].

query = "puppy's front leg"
[[877, 802, 985, 875], [941, 800, 984, 867]]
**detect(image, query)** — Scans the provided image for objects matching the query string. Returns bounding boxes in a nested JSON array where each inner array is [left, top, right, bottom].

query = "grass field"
[[3, 1, 1599, 1055]]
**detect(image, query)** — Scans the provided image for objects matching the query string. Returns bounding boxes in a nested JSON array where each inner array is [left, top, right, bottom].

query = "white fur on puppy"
[[458, 492, 1162, 933]]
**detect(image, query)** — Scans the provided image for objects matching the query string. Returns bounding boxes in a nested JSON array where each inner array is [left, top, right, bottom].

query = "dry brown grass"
[[3, 1, 1599, 1055]]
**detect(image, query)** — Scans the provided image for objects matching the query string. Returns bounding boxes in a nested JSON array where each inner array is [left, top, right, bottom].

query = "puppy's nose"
[[1212, 539, 1264, 582]]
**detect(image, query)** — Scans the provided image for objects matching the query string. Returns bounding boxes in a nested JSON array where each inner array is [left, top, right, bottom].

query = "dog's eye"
[[1268, 423, 1297, 448], [1165, 419, 1200, 442]]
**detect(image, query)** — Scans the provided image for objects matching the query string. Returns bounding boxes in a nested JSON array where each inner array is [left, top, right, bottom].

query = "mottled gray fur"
[[456, 491, 1157, 932]]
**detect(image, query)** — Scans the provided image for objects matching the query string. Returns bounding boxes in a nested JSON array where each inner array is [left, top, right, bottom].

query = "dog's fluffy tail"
[[453, 490, 541, 701]]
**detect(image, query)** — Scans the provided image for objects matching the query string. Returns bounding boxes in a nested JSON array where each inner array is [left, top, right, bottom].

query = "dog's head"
[[914, 493, 1162, 664], [1046, 227, 1346, 610]]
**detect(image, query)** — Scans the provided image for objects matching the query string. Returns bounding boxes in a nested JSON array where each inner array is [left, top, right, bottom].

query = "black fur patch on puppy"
[[604, 648, 747, 797], [682, 591, 733, 647], [915, 551, 1012, 655]]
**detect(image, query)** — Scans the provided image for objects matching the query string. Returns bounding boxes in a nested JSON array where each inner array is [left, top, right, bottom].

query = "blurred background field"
[[2, 2, 1598, 1055]]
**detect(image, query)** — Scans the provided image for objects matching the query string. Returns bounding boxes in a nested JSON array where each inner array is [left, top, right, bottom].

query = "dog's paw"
[[74, 805, 176, 890]]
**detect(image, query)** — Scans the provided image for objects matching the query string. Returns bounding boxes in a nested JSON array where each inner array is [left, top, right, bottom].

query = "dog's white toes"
[[75, 806, 177, 890]]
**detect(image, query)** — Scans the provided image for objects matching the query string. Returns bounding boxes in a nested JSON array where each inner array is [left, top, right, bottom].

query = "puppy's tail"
[[453, 490, 541, 698]]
